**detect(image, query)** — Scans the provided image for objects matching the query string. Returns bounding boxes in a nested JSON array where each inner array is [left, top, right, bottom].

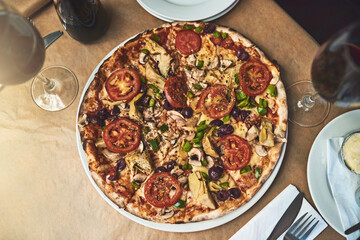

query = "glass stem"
[[303, 93, 320, 108], [38, 73, 55, 91]]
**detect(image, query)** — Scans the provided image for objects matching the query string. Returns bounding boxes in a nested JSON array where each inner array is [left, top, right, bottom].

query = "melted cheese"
[[217, 45, 238, 62], [101, 99, 125, 106], [197, 113, 213, 125], [196, 36, 218, 69], [233, 121, 248, 139], [203, 63, 241, 88]]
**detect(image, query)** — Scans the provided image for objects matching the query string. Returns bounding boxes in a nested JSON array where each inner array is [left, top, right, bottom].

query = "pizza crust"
[[78, 21, 288, 224]]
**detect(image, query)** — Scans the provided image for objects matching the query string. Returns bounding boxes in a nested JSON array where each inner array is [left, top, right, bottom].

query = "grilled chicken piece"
[[246, 125, 259, 141]]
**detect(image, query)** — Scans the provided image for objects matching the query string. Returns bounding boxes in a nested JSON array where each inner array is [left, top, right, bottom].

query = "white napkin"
[[229, 184, 327, 240], [327, 137, 360, 240]]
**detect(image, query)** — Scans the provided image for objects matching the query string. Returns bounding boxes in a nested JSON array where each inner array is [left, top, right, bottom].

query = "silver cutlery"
[[345, 221, 360, 235], [284, 212, 319, 240], [266, 192, 304, 240], [43, 30, 63, 49]]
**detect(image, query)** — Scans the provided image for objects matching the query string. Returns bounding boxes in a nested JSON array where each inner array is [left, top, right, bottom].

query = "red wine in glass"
[[54, 0, 109, 43], [288, 21, 360, 127], [312, 22, 360, 108], [0, 11, 45, 85], [0, 1, 79, 111]]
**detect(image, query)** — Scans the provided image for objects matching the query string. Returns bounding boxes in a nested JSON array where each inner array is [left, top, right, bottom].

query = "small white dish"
[[307, 109, 360, 237], [137, 0, 239, 22], [137, 0, 237, 21], [340, 130, 360, 175]]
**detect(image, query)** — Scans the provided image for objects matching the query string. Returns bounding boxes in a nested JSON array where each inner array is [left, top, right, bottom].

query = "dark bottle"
[[54, 0, 109, 43]]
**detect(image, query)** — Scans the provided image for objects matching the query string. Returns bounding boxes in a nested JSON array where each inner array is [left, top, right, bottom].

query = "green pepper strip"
[[195, 131, 205, 139], [149, 139, 159, 151], [198, 120, 206, 126], [255, 167, 262, 179], [193, 84, 203, 91], [220, 182, 229, 188], [140, 76, 147, 84], [196, 124, 208, 132], [237, 98, 249, 108], [201, 159, 208, 166], [266, 84, 277, 97], [234, 73, 240, 85], [187, 91, 195, 98], [151, 34, 160, 42], [159, 124, 168, 133], [240, 165, 252, 174], [196, 60, 204, 69], [155, 93, 162, 99], [201, 172, 211, 181], [194, 143, 202, 148], [182, 163, 193, 170], [222, 115, 230, 122], [236, 91, 247, 101], [174, 199, 185, 208], [132, 181, 140, 189], [149, 98, 155, 107], [149, 84, 160, 93], [182, 141, 193, 152], [257, 106, 267, 116], [141, 49, 149, 54], [184, 24, 193, 30], [195, 26, 203, 33]]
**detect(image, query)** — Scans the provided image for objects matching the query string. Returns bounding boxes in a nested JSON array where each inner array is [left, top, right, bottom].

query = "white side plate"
[[307, 109, 360, 236], [137, 0, 239, 22], [137, 0, 236, 21]]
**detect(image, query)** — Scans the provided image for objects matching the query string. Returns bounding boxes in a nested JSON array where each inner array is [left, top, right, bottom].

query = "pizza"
[[77, 22, 287, 223]]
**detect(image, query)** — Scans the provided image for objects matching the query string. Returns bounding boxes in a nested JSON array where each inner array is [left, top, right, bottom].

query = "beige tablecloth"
[[0, 0, 349, 239]]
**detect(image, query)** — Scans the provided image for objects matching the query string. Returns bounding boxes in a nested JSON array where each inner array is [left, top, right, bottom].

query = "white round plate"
[[307, 109, 360, 237], [137, 0, 239, 22], [76, 34, 287, 232], [137, 0, 236, 21]]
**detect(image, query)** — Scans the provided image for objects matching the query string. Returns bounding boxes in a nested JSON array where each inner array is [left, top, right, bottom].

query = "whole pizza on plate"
[[78, 22, 287, 223]]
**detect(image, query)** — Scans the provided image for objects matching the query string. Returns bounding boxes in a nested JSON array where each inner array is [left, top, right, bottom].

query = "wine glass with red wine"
[[288, 21, 360, 127], [0, 0, 78, 111]]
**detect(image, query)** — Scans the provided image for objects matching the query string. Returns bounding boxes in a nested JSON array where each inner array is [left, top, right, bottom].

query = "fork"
[[284, 212, 319, 240]]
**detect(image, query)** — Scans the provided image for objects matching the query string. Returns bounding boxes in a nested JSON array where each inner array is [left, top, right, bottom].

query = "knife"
[[267, 192, 304, 240], [43, 31, 63, 49], [345, 221, 360, 235]]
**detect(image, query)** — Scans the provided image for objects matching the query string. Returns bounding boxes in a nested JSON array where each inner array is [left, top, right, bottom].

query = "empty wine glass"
[[0, 0, 78, 111], [288, 21, 360, 127], [31, 65, 78, 111]]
